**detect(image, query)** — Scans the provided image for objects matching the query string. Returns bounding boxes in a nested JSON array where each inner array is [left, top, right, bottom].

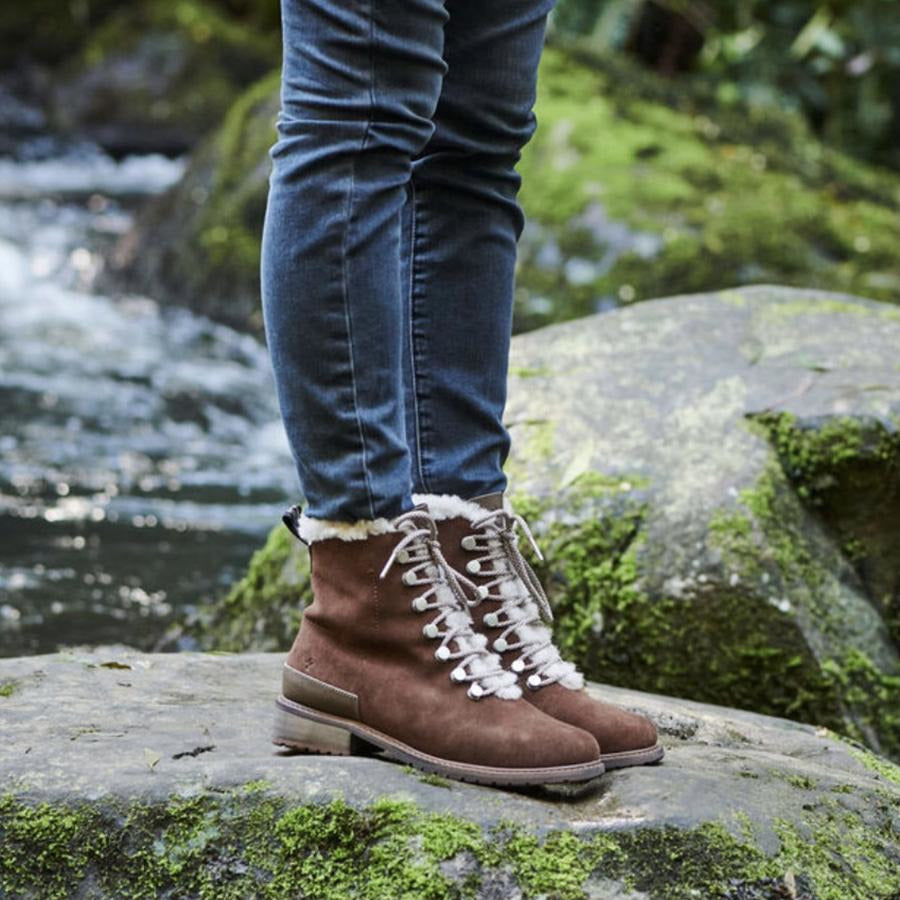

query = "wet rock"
[[200, 286, 900, 760], [0, 647, 897, 898]]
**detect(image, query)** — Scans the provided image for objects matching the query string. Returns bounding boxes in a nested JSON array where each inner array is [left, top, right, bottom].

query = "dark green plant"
[[550, 0, 900, 171]]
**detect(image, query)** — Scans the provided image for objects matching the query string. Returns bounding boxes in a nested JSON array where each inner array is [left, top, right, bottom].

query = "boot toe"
[[521, 713, 601, 769], [586, 703, 657, 754]]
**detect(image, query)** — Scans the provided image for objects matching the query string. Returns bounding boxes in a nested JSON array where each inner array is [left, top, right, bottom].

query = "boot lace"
[[461, 508, 583, 691], [379, 509, 521, 701]]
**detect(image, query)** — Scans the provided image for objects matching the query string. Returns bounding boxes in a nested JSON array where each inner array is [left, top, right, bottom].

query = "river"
[[0, 123, 294, 658]]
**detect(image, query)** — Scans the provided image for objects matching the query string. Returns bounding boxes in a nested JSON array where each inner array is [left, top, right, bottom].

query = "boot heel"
[[272, 704, 352, 755]]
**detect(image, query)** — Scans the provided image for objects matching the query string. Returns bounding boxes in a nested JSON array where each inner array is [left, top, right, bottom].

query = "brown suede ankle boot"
[[418, 492, 664, 770], [272, 505, 604, 786]]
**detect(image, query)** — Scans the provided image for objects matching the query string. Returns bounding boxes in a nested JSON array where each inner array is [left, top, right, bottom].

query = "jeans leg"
[[261, 0, 449, 521], [400, 0, 555, 499]]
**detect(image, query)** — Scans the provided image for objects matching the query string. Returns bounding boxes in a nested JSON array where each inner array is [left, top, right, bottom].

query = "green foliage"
[[550, 0, 900, 172], [52, 0, 277, 146], [0, 0, 122, 68], [515, 42, 900, 331]]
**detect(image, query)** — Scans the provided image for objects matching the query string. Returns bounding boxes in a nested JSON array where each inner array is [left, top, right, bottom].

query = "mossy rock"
[[109, 68, 280, 332], [118, 38, 900, 337], [48, 0, 277, 155], [513, 40, 900, 332], [2, 647, 898, 898], [197, 286, 900, 761]]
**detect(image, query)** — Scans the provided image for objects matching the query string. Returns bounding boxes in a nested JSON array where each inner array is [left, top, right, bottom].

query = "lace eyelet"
[[511, 658, 525, 673], [422, 623, 439, 639], [411, 596, 428, 612], [396, 548, 410, 563], [466, 559, 481, 574], [401, 570, 417, 586], [526, 674, 542, 689], [435, 646, 451, 661], [477, 585, 490, 599], [483, 612, 499, 627], [450, 666, 467, 683], [461, 535, 477, 551], [467, 683, 484, 700], [493, 638, 508, 653]]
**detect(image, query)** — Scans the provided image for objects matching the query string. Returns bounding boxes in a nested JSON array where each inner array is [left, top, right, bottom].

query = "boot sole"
[[272, 695, 605, 786], [601, 743, 665, 769]]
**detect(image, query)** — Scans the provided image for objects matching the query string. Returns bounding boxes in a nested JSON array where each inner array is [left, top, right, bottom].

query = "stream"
[[0, 122, 295, 658]]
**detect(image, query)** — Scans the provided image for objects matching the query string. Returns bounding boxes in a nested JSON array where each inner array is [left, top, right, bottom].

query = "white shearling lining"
[[296, 514, 400, 543], [412, 492, 513, 523], [497, 579, 585, 690]]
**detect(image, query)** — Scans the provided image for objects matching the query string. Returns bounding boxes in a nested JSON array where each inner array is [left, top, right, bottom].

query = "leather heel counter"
[[282, 665, 360, 720]]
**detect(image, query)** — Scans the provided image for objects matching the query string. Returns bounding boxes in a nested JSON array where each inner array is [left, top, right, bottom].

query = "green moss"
[[705, 446, 900, 757], [777, 772, 818, 790], [3, 790, 896, 899], [768, 800, 900, 900], [512, 480, 847, 736], [0, 679, 18, 698], [513, 41, 900, 332], [847, 744, 900, 787], [750, 412, 900, 647], [196, 68, 281, 277]]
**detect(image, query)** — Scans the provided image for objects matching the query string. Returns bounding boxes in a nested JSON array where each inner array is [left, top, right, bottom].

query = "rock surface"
[[1, 647, 898, 898], [197, 286, 900, 762]]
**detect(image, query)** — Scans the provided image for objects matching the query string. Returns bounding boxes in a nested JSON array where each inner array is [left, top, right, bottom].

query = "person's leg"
[[402, 5, 663, 768], [261, 0, 450, 522], [400, 0, 554, 499]]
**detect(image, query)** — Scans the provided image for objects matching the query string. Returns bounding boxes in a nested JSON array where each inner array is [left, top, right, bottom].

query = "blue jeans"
[[261, 0, 554, 521]]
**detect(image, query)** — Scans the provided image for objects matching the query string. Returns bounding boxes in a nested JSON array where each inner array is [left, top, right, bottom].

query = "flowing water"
[[0, 127, 294, 658]]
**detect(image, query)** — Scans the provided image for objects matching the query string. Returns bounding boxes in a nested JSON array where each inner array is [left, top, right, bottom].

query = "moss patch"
[[846, 743, 900, 788], [512, 478, 872, 748], [2, 788, 897, 899], [0, 678, 19, 698], [749, 411, 900, 645], [513, 41, 900, 332], [705, 445, 900, 758]]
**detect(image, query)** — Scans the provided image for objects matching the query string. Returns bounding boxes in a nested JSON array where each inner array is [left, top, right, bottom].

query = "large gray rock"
[[195, 286, 900, 762], [502, 285, 900, 759], [1, 648, 898, 898]]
